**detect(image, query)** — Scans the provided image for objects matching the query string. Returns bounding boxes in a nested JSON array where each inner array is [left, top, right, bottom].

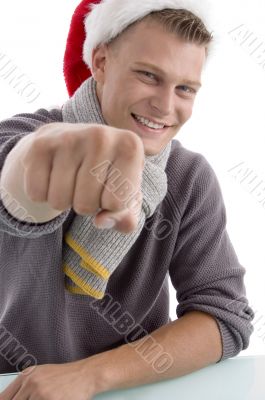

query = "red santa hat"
[[63, 0, 213, 97]]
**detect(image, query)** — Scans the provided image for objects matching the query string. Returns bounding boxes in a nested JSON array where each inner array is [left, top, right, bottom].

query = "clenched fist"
[[4, 122, 145, 233]]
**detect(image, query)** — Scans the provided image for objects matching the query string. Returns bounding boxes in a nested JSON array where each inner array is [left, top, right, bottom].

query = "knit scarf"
[[61, 76, 171, 299]]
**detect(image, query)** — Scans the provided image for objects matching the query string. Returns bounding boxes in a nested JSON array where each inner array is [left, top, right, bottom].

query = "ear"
[[91, 44, 108, 83]]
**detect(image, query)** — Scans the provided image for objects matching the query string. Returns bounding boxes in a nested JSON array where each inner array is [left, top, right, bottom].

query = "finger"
[[72, 157, 110, 216], [94, 208, 139, 233], [0, 374, 22, 399], [94, 190, 142, 233], [47, 147, 81, 211], [12, 387, 28, 400], [23, 142, 53, 203], [100, 151, 143, 217]]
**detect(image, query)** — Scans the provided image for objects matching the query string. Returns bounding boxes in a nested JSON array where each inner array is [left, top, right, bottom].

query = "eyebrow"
[[133, 62, 202, 88]]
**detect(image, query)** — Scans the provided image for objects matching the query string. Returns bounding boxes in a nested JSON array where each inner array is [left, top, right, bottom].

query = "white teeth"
[[134, 114, 165, 130]]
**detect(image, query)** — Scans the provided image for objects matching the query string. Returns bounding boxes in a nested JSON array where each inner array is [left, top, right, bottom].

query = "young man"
[[0, 0, 254, 399]]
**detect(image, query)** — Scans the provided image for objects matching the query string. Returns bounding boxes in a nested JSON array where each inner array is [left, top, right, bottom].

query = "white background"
[[0, 1, 264, 356]]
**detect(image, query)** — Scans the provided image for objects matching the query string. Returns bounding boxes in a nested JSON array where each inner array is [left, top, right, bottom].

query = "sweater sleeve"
[[168, 154, 255, 362], [0, 108, 71, 238]]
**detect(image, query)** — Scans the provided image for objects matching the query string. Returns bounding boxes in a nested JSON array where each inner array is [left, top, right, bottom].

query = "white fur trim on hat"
[[83, 0, 214, 70]]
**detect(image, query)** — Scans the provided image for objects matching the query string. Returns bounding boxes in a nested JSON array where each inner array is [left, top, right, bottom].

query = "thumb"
[[93, 194, 142, 233]]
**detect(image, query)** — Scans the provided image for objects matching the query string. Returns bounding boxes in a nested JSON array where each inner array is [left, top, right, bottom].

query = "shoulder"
[[11, 106, 63, 122], [165, 139, 221, 214], [0, 107, 63, 133], [167, 139, 215, 178]]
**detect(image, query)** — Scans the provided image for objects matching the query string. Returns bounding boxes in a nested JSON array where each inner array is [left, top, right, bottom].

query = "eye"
[[178, 85, 196, 95], [138, 71, 156, 80]]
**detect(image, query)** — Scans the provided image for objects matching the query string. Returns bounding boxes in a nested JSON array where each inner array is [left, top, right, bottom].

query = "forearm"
[[86, 310, 223, 395]]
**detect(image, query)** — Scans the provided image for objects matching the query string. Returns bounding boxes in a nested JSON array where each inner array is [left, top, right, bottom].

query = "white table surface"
[[1, 355, 265, 399]]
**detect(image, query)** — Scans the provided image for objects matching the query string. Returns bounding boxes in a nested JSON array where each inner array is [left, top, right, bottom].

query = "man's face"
[[92, 18, 206, 156]]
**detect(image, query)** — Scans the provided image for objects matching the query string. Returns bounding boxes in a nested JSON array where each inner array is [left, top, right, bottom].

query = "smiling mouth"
[[131, 113, 170, 130]]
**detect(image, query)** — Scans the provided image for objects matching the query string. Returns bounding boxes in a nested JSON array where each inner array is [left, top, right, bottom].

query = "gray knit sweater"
[[0, 108, 254, 373]]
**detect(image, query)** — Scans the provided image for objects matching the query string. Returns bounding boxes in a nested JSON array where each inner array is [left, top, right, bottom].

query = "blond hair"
[[108, 8, 213, 57]]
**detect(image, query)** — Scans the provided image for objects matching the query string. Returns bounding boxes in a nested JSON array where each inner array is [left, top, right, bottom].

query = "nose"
[[149, 86, 176, 117]]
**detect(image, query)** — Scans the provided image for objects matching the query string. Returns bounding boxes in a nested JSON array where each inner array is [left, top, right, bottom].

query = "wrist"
[[81, 351, 114, 396]]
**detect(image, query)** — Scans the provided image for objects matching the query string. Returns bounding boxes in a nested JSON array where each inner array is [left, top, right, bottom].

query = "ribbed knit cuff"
[[214, 317, 242, 362]]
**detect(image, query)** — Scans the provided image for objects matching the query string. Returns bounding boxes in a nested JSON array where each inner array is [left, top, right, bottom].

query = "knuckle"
[[103, 194, 124, 212], [33, 124, 49, 137], [73, 201, 98, 215], [35, 122, 57, 134], [60, 131, 77, 149], [90, 127, 110, 153], [119, 132, 143, 158], [30, 136, 49, 154], [27, 374, 39, 388]]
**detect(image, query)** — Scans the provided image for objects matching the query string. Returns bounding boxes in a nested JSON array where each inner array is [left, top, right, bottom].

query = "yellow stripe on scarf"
[[63, 263, 105, 299], [64, 233, 111, 280]]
